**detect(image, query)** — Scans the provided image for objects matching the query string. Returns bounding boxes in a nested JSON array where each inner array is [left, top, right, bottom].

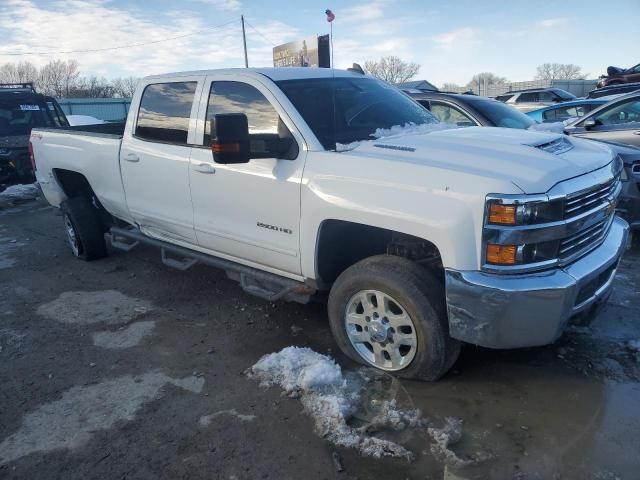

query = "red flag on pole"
[[325, 9, 335, 22]]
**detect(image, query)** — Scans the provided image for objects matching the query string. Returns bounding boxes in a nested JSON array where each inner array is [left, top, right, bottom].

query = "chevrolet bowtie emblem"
[[606, 198, 617, 215]]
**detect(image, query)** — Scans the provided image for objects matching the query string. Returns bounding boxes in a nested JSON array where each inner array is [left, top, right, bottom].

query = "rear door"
[[188, 74, 306, 276], [567, 96, 640, 147], [120, 77, 204, 244]]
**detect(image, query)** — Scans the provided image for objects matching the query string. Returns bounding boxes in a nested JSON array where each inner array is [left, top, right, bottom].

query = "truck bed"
[[31, 123, 132, 223]]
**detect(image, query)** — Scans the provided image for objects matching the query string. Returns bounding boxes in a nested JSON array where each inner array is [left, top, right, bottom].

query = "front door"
[[121, 78, 203, 243], [189, 76, 306, 276], [567, 96, 640, 148]]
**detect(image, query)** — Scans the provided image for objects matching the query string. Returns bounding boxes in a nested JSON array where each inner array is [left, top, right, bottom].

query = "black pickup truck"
[[0, 83, 69, 186]]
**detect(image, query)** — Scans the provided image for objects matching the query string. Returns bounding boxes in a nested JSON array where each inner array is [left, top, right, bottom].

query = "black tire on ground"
[[60, 197, 108, 261], [327, 255, 460, 381]]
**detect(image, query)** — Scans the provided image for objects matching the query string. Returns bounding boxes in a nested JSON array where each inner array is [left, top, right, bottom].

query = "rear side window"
[[135, 82, 197, 144], [204, 81, 279, 145], [495, 94, 514, 102], [516, 92, 539, 103]]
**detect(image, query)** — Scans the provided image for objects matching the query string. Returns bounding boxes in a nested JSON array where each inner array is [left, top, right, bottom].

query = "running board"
[[109, 227, 315, 304]]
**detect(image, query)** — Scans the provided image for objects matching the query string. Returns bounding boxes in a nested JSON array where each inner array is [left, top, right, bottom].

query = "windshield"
[[466, 97, 536, 129], [276, 77, 438, 150], [0, 95, 63, 136]]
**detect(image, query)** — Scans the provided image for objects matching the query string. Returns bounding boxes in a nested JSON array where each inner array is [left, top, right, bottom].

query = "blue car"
[[526, 98, 609, 123]]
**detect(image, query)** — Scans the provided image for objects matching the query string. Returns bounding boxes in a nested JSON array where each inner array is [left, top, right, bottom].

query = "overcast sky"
[[0, 0, 638, 86]]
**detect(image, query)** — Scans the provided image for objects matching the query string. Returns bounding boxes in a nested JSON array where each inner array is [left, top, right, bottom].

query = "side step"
[[109, 227, 315, 304]]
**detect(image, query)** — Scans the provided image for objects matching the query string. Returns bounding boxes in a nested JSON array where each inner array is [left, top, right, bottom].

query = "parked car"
[[564, 91, 640, 148], [526, 99, 609, 123], [30, 68, 628, 380], [0, 83, 69, 185], [587, 82, 640, 99], [494, 88, 577, 112], [406, 91, 536, 129], [597, 64, 640, 88]]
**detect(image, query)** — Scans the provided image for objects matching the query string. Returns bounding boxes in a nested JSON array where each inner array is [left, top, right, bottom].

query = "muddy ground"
[[1, 195, 639, 480]]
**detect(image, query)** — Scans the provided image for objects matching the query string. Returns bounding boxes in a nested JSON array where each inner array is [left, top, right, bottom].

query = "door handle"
[[124, 153, 140, 162], [634, 131, 640, 135], [193, 163, 216, 174]]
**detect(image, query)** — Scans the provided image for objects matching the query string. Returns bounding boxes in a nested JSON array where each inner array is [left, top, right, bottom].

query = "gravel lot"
[[1, 194, 639, 480]]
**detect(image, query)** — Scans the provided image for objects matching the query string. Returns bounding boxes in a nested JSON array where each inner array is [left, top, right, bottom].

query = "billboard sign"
[[273, 35, 330, 68]]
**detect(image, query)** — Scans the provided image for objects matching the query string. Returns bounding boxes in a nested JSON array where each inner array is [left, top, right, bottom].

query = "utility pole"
[[241, 15, 248, 68]]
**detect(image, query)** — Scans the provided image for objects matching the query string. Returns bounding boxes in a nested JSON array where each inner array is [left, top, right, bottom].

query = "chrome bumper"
[[445, 216, 629, 349]]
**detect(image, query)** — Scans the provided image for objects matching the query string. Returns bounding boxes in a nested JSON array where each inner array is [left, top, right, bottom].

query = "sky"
[[0, 0, 638, 87]]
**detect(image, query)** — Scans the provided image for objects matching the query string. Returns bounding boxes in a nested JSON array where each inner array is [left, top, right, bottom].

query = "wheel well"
[[53, 169, 94, 199], [316, 220, 443, 287], [53, 169, 115, 229]]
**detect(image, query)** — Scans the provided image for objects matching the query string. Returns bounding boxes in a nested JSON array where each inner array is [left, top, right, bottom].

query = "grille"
[[559, 217, 611, 262], [565, 176, 618, 219]]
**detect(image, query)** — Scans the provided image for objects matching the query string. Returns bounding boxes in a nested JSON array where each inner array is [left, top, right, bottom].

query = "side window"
[[495, 94, 514, 103], [204, 81, 280, 145], [517, 92, 539, 103], [538, 92, 554, 102], [543, 109, 556, 121], [135, 82, 197, 144], [430, 103, 475, 126], [594, 99, 640, 126]]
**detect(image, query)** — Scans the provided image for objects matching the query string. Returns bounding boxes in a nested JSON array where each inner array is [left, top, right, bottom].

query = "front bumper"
[[445, 216, 629, 349]]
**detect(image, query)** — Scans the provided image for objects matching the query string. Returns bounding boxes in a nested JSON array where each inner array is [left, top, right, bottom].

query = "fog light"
[[486, 244, 517, 265]]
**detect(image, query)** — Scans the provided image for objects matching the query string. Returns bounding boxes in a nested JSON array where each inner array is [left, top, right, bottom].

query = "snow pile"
[[336, 122, 458, 152], [248, 347, 480, 464], [371, 122, 459, 140], [528, 122, 565, 134], [0, 183, 39, 202]]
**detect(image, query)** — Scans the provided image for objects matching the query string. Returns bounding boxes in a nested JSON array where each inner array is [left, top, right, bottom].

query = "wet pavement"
[[0, 196, 639, 480]]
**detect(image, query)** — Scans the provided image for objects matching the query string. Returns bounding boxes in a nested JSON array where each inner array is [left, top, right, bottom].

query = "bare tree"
[[535, 63, 586, 80], [0, 61, 38, 85], [111, 76, 139, 97], [364, 56, 420, 84], [465, 72, 507, 91], [38, 59, 80, 97], [441, 82, 462, 91], [71, 76, 116, 98]]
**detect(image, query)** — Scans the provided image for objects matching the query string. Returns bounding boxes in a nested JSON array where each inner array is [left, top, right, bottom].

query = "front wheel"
[[328, 255, 460, 381]]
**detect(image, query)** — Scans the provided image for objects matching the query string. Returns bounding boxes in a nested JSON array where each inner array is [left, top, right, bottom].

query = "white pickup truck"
[[31, 68, 628, 380]]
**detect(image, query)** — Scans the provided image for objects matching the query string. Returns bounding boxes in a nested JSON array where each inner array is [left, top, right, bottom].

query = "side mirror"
[[583, 118, 597, 130], [211, 113, 250, 164]]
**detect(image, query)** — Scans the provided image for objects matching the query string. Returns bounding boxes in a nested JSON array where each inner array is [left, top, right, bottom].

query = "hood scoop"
[[531, 136, 574, 155]]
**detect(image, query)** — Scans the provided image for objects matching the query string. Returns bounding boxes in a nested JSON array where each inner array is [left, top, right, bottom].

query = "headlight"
[[483, 195, 564, 268], [486, 198, 564, 225]]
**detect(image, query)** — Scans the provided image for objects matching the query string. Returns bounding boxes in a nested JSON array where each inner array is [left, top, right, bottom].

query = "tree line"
[[363, 56, 587, 89], [0, 60, 139, 98]]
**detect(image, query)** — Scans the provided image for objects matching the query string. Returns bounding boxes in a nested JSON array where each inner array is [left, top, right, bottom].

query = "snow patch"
[[0, 371, 204, 463], [528, 122, 565, 134], [0, 184, 39, 202], [336, 122, 458, 152], [37, 290, 152, 325], [92, 321, 156, 349], [199, 409, 256, 426], [248, 347, 436, 461]]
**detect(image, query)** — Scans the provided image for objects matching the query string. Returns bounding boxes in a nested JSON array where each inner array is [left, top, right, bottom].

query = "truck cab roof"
[[144, 67, 365, 83]]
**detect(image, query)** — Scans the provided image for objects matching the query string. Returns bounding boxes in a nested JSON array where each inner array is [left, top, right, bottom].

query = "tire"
[[60, 197, 107, 261], [328, 255, 460, 381]]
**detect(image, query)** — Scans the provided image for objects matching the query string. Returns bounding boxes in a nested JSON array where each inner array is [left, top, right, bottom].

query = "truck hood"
[[345, 126, 614, 194]]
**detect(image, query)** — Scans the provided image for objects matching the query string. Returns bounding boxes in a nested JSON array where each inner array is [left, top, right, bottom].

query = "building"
[[396, 80, 438, 92], [448, 79, 598, 98]]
